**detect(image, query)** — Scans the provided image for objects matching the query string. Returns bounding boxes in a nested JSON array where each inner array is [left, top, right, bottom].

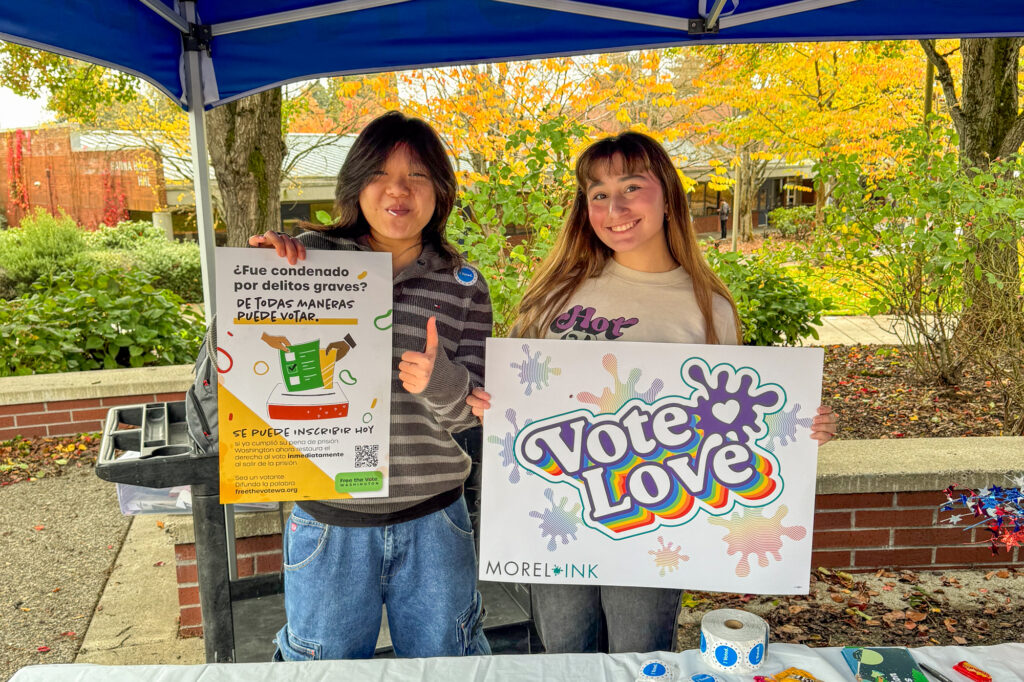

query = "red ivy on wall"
[[6, 129, 30, 210], [101, 167, 129, 226]]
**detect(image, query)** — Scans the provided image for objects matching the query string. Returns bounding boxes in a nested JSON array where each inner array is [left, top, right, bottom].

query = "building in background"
[[0, 127, 352, 238], [1, 126, 815, 237], [0, 126, 164, 228]]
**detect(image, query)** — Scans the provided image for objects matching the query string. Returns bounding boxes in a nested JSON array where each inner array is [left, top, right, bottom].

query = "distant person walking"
[[719, 200, 731, 239]]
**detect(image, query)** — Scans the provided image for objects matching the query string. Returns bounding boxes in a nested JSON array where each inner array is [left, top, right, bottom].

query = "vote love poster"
[[479, 338, 823, 594], [215, 247, 392, 503]]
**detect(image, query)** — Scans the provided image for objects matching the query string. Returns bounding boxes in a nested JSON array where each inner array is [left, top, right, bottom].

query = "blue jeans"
[[274, 496, 490, 660], [530, 584, 681, 653]]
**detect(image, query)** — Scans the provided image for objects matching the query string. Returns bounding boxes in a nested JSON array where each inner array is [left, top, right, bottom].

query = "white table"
[[10, 643, 1023, 681]]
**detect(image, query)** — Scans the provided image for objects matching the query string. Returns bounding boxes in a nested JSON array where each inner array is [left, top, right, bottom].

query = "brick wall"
[[812, 491, 1018, 571], [175, 534, 284, 638], [0, 127, 165, 228], [167, 489, 1019, 637], [0, 392, 186, 441]]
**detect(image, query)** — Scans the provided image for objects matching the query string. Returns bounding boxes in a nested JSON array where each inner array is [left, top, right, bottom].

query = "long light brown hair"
[[515, 131, 741, 343]]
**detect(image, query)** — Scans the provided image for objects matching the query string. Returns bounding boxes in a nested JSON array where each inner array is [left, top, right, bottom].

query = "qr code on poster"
[[354, 445, 379, 469]]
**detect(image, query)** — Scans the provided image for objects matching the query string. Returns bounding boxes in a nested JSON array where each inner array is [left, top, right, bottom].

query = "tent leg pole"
[[186, 105, 217, 324], [192, 484, 235, 663], [181, 2, 240, 661], [183, 50, 217, 322], [186, 95, 240, 584]]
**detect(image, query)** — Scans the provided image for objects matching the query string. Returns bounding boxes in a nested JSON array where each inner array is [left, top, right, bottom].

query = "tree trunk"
[[958, 40, 1021, 319], [958, 39, 1021, 168], [814, 174, 834, 226], [735, 145, 765, 242], [920, 39, 1023, 319], [207, 89, 287, 247], [736, 148, 752, 241]]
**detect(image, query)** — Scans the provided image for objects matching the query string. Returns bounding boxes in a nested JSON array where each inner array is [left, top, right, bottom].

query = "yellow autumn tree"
[[686, 41, 928, 239], [396, 50, 700, 186]]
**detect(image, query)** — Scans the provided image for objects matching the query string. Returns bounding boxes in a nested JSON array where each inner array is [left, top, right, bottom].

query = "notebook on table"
[[840, 647, 928, 682]]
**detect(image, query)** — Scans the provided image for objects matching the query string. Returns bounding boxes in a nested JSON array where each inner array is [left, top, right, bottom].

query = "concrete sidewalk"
[[71, 314, 902, 666], [809, 315, 902, 346], [76, 517, 204, 666]]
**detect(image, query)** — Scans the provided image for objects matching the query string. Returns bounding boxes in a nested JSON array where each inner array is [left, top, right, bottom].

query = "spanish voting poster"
[[215, 247, 392, 503], [479, 338, 823, 594]]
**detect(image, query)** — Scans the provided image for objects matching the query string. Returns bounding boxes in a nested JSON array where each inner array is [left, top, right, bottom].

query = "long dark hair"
[[308, 111, 461, 264], [516, 131, 741, 343]]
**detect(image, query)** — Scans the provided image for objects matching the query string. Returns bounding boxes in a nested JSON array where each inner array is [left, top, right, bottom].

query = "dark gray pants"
[[530, 584, 681, 654]]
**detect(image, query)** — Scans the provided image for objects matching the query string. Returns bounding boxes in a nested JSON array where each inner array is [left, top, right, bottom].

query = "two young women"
[[256, 111, 836, 660]]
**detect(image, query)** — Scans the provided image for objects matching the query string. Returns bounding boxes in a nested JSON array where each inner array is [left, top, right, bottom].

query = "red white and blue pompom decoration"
[[940, 478, 1024, 556]]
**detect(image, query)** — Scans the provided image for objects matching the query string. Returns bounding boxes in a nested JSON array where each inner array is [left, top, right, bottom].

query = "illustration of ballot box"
[[267, 382, 350, 420]]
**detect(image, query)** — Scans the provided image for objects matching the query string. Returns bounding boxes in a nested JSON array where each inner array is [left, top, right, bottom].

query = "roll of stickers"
[[699, 609, 769, 673]]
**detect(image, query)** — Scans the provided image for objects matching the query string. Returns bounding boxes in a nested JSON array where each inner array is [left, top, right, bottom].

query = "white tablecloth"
[[11, 643, 1023, 681]]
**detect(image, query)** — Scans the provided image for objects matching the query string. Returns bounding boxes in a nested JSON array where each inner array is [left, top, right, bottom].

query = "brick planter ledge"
[[0, 364, 192, 440], [1, 366, 1022, 637]]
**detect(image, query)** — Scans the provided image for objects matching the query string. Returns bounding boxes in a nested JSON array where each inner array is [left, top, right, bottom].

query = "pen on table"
[[919, 662, 955, 682]]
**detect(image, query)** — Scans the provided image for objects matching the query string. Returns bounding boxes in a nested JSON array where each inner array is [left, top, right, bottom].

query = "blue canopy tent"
[[3, 0, 1023, 662]]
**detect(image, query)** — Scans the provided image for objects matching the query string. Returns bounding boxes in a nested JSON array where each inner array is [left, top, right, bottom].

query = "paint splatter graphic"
[[511, 344, 562, 396], [577, 353, 664, 413], [529, 488, 582, 551], [487, 408, 530, 484], [761, 403, 813, 451], [648, 536, 689, 577], [682, 359, 785, 444], [707, 505, 806, 577]]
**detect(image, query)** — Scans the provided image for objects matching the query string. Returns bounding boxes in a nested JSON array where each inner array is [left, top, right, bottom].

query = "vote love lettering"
[[515, 359, 787, 539]]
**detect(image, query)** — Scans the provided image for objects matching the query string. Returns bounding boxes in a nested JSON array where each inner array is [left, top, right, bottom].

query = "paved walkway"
[[69, 313, 902, 667], [810, 315, 903, 346]]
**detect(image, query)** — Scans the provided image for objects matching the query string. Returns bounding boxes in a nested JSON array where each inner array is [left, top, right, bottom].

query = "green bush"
[[706, 247, 830, 346], [84, 220, 166, 250], [768, 205, 817, 239], [0, 209, 86, 299], [0, 266, 204, 376], [814, 121, 1024, 387], [72, 249, 138, 277], [447, 118, 583, 335], [72, 240, 202, 303], [133, 240, 203, 303]]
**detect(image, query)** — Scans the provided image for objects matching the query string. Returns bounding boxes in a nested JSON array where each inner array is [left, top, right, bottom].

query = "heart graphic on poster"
[[712, 399, 741, 424]]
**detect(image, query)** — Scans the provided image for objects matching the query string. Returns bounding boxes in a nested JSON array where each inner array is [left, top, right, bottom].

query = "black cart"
[[96, 401, 534, 662]]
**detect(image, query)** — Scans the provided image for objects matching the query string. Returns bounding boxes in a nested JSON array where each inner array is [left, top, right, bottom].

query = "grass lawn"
[[784, 264, 875, 316]]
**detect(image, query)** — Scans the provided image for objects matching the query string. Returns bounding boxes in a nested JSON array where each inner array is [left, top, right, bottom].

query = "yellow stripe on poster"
[[233, 319, 358, 325]]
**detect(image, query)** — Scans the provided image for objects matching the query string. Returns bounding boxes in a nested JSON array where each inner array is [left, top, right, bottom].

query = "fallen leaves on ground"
[[0, 433, 99, 486], [822, 345, 1006, 439], [679, 568, 1024, 649]]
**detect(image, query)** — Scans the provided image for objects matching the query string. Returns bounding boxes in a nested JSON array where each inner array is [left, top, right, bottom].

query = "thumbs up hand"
[[399, 317, 439, 394]]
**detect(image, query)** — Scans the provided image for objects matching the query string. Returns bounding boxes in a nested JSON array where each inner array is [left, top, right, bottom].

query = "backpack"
[[185, 317, 219, 458]]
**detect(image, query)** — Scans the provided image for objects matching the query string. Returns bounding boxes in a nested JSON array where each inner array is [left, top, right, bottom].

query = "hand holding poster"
[[215, 247, 392, 503], [480, 339, 823, 594]]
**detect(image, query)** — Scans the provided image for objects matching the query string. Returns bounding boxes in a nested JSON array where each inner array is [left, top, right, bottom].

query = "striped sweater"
[[294, 230, 492, 524]]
